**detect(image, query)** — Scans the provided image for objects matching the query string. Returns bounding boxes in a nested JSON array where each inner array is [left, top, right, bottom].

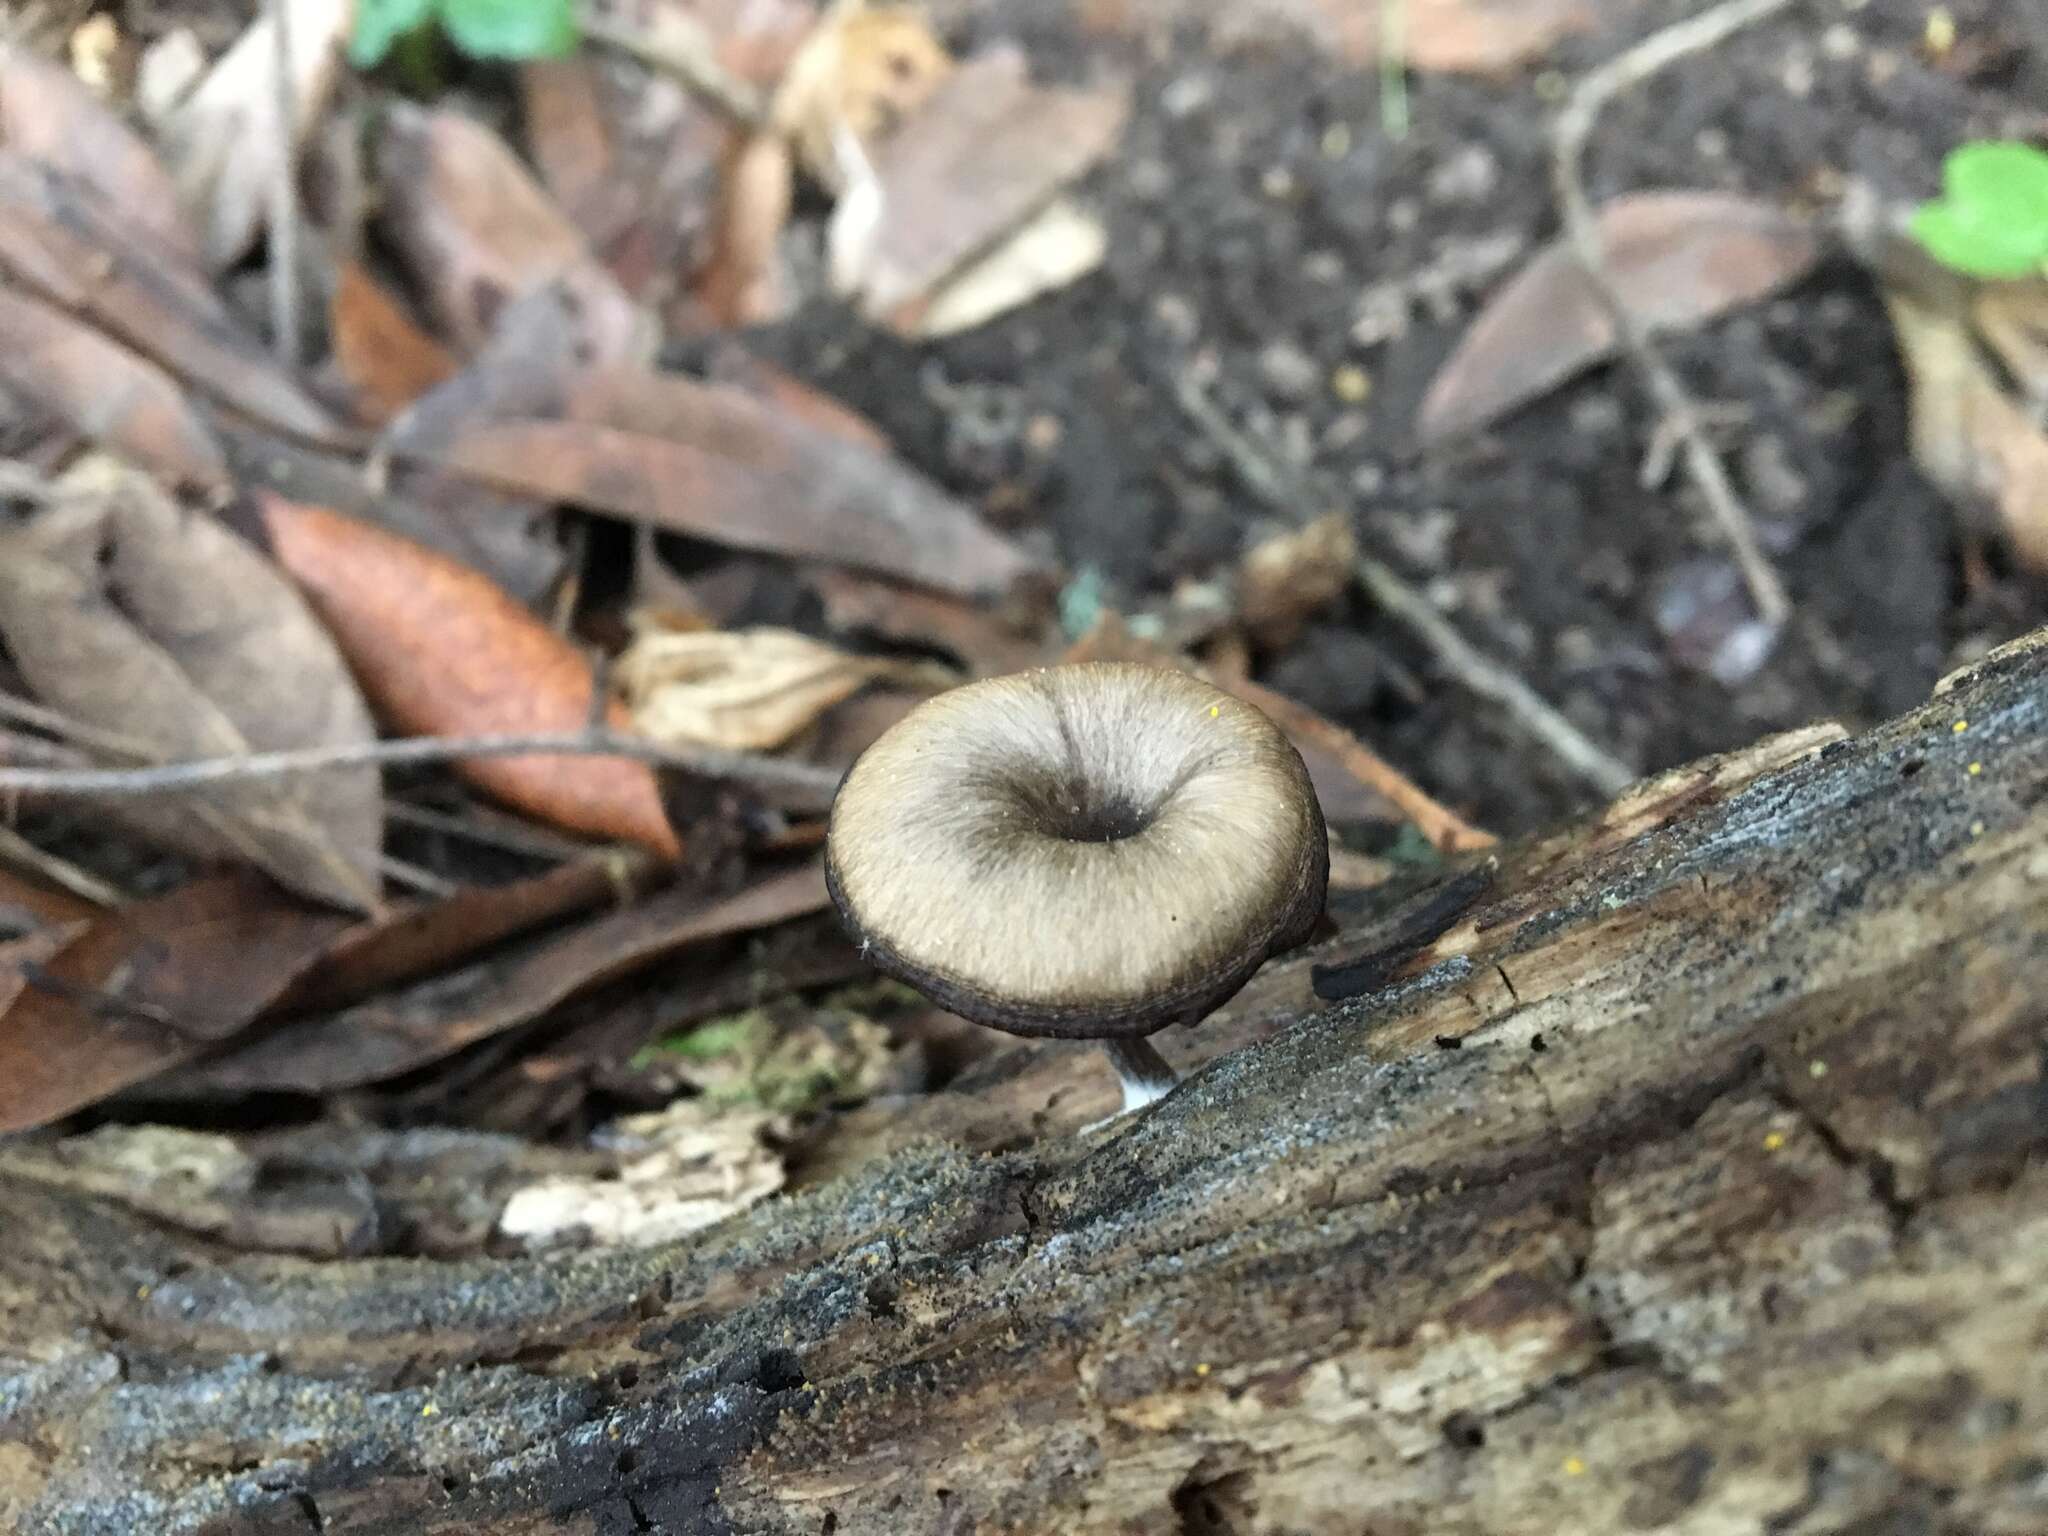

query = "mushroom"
[[826, 662, 1328, 1116]]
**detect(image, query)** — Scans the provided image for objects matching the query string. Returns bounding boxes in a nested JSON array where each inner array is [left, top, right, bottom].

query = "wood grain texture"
[[1, 632, 2044, 1535]]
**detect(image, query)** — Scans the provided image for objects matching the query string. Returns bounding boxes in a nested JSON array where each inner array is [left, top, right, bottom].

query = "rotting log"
[[2, 633, 2045, 1536]]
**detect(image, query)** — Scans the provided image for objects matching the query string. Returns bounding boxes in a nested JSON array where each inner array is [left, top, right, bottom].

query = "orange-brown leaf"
[[256, 494, 681, 856], [1418, 191, 1821, 444], [329, 260, 458, 426]]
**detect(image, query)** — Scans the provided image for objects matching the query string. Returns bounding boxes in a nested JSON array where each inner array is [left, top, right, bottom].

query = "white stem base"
[[1105, 1036, 1178, 1116]]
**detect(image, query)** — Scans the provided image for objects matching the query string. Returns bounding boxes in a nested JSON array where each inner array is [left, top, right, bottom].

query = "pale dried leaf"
[[1888, 288, 2048, 572], [0, 464, 384, 909], [1418, 191, 1821, 444], [1237, 513, 1360, 648], [835, 47, 1130, 322], [157, 0, 351, 270], [910, 197, 1108, 339], [497, 1102, 786, 1251], [617, 625, 935, 751], [1971, 276, 2048, 412]]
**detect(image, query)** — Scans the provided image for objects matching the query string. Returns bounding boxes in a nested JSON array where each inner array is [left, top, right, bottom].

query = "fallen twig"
[[1354, 558, 1635, 795], [1169, 375, 1636, 797], [0, 821, 121, 906], [0, 728, 844, 804], [267, 0, 301, 370], [1550, 0, 1795, 629]]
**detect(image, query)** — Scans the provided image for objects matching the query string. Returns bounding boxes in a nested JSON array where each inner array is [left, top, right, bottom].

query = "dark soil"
[[753, 0, 2048, 833]]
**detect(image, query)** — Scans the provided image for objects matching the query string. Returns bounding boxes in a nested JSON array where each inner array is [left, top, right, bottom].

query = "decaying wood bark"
[[2, 633, 2045, 1535]]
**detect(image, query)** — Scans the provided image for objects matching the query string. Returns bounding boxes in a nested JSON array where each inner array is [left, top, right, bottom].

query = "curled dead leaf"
[[1238, 513, 1360, 649], [770, 3, 955, 189], [830, 47, 1130, 327], [156, 0, 351, 270], [0, 465, 384, 910], [1887, 286, 2048, 572], [1418, 191, 1822, 444], [617, 625, 945, 751], [255, 493, 681, 856]]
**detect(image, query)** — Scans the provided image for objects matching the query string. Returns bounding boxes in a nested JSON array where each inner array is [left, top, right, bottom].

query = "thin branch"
[[1550, 0, 1795, 629], [0, 822, 122, 906], [266, 0, 302, 370], [1169, 375, 1635, 796], [0, 729, 843, 804], [1355, 558, 1634, 795], [579, 10, 767, 132]]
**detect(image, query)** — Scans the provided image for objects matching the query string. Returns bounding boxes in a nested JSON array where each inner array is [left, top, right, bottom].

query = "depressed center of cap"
[[825, 662, 1328, 1040]]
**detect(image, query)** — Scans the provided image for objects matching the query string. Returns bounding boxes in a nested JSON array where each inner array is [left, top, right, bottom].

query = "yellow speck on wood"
[[1196, 1363, 1211, 1377], [1968, 762, 1983, 776], [1563, 1456, 1587, 1477], [1953, 719, 1969, 733], [421, 1403, 438, 1417], [1809, 1060, 1828, 1079], [1763, 1131, 1786, 1151], [1332, 365, 1371, 403]]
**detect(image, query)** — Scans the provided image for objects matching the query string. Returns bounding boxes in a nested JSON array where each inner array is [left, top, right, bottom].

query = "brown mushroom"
[[826, 662, 1328, 1115]]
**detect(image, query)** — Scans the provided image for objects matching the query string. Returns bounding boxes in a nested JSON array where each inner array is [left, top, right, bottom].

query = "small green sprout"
[[1910, 141, 2048, 280], [350, 0, 578, 71]]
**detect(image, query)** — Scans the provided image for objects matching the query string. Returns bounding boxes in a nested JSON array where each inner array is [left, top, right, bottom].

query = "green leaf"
[[1911, 141, 2048, 279], [437, 0, 580, 60], [349, 0, 436, 68]]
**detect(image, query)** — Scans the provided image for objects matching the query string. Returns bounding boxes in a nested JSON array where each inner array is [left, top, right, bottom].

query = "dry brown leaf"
[[375, 103, 647, 360], [519, 58, 623, 240], [699, 343, 890, 451], [617, 625, 938, 751], [912, 198, 1109, 340], [1972, 276, 2048, 411], [0, 466, 384, 909], [0, 41, 197, 262], [0, 154, 351, 446], [1237, 513, 1360, 649], [1887, 288, 2048, 572], [0, 872, 356, 1133], [770, 3, 953, 188], [255, 493, 681, 856], [806, 567, 1046, 677], [497, 1100, 786, 1250], [411, 364, 1038, 597], [832, 47, 1130, 328], [156, 0, 351, 269], [329, 260, 459, 426], [0, 284, 229, 492], [162, 861, 830, 1094], [1418, 191, 1821, 445]]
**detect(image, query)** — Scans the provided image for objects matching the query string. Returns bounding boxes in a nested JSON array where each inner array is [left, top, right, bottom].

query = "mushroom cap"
[[826, 662, 1328, 1040]]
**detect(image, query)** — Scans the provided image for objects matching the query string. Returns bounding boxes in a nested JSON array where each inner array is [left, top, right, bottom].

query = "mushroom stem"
[[1105, 1037, 1178, 1115]]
